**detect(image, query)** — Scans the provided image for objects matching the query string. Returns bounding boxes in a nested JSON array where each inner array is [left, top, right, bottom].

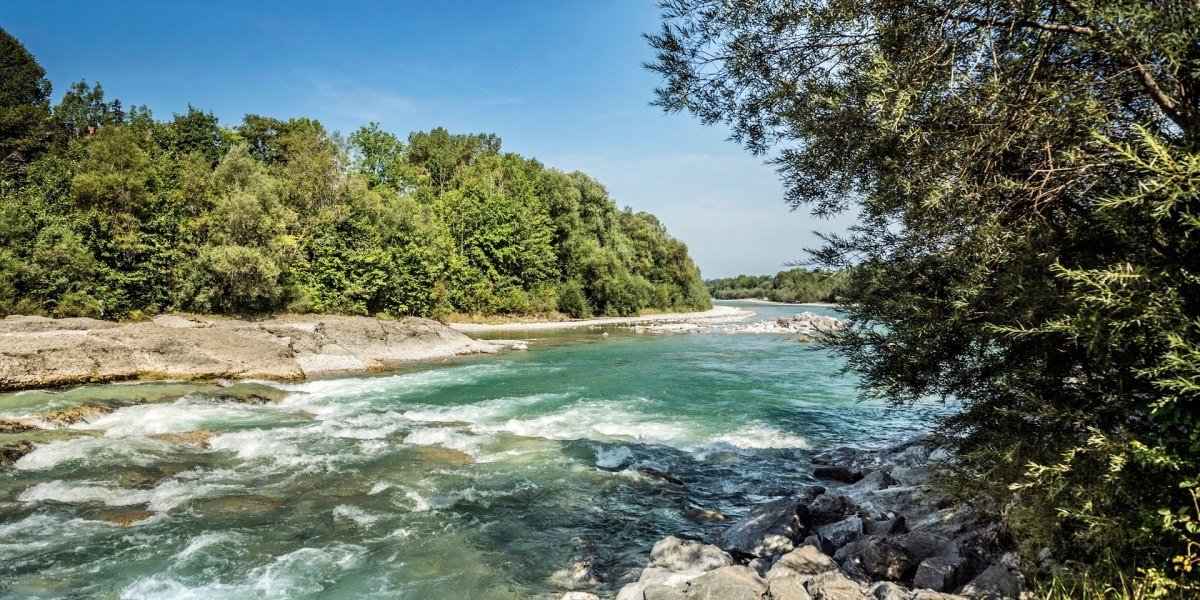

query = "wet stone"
[[91, 507, 156, 526]]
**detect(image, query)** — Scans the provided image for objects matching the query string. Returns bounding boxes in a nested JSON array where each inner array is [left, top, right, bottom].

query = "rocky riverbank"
[[571, 439, 1027, 600], [0, 313, 501, 391]]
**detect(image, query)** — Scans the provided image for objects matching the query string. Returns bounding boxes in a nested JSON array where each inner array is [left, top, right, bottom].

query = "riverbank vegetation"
[[706, 268, 848, 303], [0, 28, 709, 322], [650, 0, 1198, 595]]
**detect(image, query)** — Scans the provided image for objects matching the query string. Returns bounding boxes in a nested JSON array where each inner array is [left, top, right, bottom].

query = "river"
[[0, 301, 952, 598]]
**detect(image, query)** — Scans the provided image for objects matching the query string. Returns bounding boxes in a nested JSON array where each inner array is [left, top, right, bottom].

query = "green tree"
[[0, 26, 52, 178], [649, 0, 1198, 588]]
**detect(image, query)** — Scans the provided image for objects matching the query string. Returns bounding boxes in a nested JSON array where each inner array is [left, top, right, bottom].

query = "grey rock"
[[684, 565, 769, 600], [767, 545, 839, 584], [817, 515, 863, 550], [896, 531, 959, 564], [868, 581, 910, 600], [560, 594, 602, 600], [911, 592, 968, 600], [959, 562, 1024, 600], [769, 578, 814, 600], [716, 496, 807, 558], [863, 515, 907, 537], [649, 536, 733, 572], [748, 557, 772, 576], [913, 557, 965, 592], [840, 557, 873, 584], [836, 537, 915, 581], [644, 585, 688, 600], [807, 494, 851, 526], [814, 465, 865, 483], [806, 571, 869, 600]]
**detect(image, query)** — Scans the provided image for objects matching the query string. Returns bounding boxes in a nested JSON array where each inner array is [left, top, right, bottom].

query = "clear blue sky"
[[2, 0, 852, 278]]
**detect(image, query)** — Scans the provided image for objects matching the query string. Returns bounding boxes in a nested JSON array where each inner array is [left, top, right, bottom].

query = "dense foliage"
[[706, 268, 848, 303], [0, 28, 709, 321], [649, 0, 1199, 593]]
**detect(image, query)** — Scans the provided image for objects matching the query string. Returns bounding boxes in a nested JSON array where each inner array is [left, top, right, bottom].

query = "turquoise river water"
[[0, 301, 952, 599]]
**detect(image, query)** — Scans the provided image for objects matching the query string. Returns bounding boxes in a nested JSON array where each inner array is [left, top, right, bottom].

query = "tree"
[[54, 81, 125, 138], [649, 0, 1199, 588], [0, 26, 52, 177]]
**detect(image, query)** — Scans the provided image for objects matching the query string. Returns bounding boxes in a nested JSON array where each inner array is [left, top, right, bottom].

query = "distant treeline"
[[706, 268, 847, 303], [0, 28, 709, 320]]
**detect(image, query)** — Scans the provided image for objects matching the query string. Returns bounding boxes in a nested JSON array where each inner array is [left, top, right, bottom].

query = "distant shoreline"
[[720, 298, 839, 307], [447, 305, 753, 332]]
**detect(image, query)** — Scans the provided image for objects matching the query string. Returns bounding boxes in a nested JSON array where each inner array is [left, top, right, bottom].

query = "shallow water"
[[0, 301, 952, 599]]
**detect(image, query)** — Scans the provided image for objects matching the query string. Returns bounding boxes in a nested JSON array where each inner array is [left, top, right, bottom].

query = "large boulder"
[[806, 571, 870, 600], [648, 536, 733, 572], [959, 560, 1025, 600], [716, 496, 808, 558], [913, 556, 967, 592], [684, 565, 769, 600], [836, 537, 915, 581], [617, 537, 733, 600], [817, 515, 863, 550], [767, 545, 840, 584]]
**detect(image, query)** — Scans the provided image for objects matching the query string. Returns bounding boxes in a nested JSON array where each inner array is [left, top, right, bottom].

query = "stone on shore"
[[715, 496, 808, 558], [0, 314, 501, 391]]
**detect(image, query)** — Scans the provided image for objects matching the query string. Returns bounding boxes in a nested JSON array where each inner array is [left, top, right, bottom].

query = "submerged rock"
[[40, 403, 117, 426], [0, 419, 37, 434], [91, 507, 156, 526], [149, 429, 217, 448], [684, 507, 728, 523], [637, 467, 685, 486], [0, 440, 35, 466]]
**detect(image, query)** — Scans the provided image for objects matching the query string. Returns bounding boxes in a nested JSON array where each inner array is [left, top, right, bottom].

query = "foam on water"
[[402, 427, 482, 456], [79, 396, 274, 437], [594, 445, 634, 469], [17, 477, 245, 512], [123, 544, 368, 600], [15, 436, 165, 471], [333, 504, 382, 528]]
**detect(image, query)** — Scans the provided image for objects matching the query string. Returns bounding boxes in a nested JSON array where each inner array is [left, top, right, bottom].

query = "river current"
[[0, 301, 951, 599]]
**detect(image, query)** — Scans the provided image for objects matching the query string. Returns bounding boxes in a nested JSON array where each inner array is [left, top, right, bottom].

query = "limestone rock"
[[648, 536, 733, 572], [806, 571, 869, 600], [769, 578, 814, 600], [767, 545, 839, 583], [685, 565, 769, 600]]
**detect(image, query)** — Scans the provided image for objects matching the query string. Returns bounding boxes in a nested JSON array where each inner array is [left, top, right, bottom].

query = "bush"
[[557, 279, 590, 318], [177, 245, 283, 313]]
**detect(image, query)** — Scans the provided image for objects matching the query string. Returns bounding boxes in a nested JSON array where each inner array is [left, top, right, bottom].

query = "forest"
[[706, 268, 847, 303], [0, 28, 710, 321]]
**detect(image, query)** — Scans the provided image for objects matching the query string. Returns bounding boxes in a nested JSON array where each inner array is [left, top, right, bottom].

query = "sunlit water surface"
[[0, 301, 952, 598]]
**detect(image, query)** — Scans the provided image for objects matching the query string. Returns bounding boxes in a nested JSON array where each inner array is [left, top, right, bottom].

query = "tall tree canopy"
[[649, 0, 1198, 591], [0, 26, 52, 178], [0, 30, 709, 322]]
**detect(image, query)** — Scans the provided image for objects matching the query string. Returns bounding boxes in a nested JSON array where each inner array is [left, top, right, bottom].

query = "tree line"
[[650, 0, 1198, 595], [0, 28, 710, 321], [706, 268, 848, 303]]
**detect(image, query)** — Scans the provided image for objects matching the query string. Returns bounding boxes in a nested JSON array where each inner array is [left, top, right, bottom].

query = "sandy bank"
[[447, 305, 754, 332], [0, 314, 500, 391]]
